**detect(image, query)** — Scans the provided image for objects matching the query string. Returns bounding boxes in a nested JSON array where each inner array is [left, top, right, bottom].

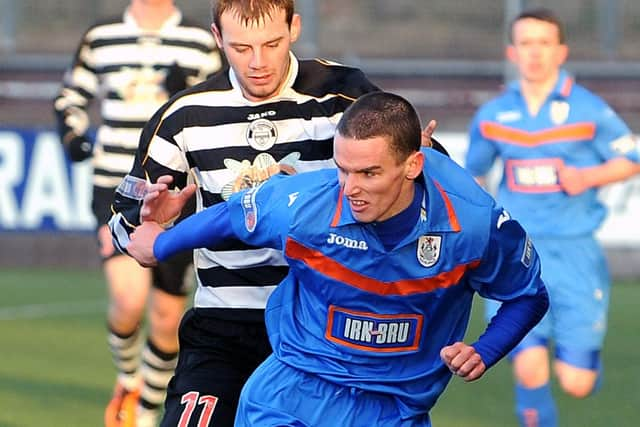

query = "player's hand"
[[140, 175, 197, 224], [421, 119, 438, 147], [66, 135, 93, 162], [440, 342, 486, 382], [557, 165, 589, 196], [128, 221, 164, 267]]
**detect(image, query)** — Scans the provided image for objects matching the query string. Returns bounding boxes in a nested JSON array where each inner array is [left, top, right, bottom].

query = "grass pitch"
[[0, 268, 638, 426]]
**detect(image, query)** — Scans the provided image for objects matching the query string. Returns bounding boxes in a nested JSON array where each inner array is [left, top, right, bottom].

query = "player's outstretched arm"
[[128, 221, 165, 267], [128, 202, 236, 267]]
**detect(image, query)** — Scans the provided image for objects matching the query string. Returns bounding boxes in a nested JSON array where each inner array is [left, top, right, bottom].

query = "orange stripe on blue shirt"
[[479, 121, 596, 147], [284, 237, 480, 296]]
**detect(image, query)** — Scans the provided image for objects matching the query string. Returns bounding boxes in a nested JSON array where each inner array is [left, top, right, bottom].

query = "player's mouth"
[[348, 199, 368, 213], [248, 74, 272, 85]]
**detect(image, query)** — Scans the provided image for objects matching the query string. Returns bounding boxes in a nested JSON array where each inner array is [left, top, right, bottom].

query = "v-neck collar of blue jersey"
[[507, 68, 573, 100]]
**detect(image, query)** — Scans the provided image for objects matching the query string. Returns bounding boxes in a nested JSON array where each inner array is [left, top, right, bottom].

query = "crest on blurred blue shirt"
[[417, 235, 441, 268], [550, 100, 570, 125]]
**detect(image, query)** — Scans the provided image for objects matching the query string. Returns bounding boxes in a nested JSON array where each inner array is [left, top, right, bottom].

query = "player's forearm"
[[154, 202, 234, 261], [472, 282, 549, 368], [582, 157, 640, 189]]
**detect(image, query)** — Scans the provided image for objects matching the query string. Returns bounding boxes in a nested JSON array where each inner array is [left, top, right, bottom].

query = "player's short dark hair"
[[510, 7, 566, 44], [212, 0, 295, 32], [337, 92, 422, 164]]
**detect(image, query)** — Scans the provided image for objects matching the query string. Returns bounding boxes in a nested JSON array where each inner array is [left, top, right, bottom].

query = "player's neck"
[[519, 73, 559, 117], [129, 1, 177, 31]]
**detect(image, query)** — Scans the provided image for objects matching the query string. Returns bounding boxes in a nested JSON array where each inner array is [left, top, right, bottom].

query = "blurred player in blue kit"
[[124, 91, 549, 426], [53, 0, 221, 425], [466, 8, 640, 427]]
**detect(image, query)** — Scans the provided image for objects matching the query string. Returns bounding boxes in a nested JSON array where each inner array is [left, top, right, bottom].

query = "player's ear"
[[506, 45, 517, 64], [405, 151, 425, 180], [211, 23, 223, 49], [290, 13, 301, 43], [557, 44, 569, 65]]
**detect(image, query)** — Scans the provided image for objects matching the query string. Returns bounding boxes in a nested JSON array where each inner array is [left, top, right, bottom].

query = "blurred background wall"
[[1, 0, 640, 275]]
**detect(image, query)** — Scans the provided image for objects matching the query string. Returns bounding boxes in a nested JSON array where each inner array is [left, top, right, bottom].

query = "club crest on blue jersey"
[[326, 306, 423, 353], [246, 118, 278, 151], [417, 235, 441, 268], [550, 100, 570, 125], [241, 186, 260, 232]]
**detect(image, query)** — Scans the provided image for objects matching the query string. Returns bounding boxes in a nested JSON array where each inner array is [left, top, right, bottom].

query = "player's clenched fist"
[[440, 342, 486, 382]]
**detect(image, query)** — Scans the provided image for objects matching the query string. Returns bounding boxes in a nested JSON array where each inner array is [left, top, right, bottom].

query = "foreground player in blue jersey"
[[466, 8, 640, 427], [127, 91, 549, 426]]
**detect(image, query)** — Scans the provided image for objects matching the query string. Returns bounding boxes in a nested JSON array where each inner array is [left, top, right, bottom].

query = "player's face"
[[212, 9, 300, 102], [508, 18, 568, 84], [334, 133, 423, 223]]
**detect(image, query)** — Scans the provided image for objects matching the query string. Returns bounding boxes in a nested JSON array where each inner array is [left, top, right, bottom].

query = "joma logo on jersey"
[[326, 306, 423, 352], [247, 110, 276, 121], [327, 233, 368, 250]]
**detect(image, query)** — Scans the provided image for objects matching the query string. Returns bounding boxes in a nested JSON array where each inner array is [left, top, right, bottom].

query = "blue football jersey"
[[467, 70, 640, 237], [227, 149, 543, 418]]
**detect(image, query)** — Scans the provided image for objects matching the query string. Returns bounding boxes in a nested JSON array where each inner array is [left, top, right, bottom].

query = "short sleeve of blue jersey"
[[226, 174, 296, 250], [592, 99, 639, 162], [466, 110, 499, 176], [468, 207, 543, 301]]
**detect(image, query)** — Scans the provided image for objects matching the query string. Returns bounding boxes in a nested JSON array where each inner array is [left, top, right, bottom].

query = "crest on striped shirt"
[[246, 118, 278, 150]]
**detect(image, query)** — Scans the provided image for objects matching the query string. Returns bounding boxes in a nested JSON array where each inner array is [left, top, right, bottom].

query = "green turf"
[[1, 269, 638, 426]]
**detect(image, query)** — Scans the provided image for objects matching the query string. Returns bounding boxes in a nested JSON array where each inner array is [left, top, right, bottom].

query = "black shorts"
[[93, 184, 194, 296], [160, 308, 271, 427]]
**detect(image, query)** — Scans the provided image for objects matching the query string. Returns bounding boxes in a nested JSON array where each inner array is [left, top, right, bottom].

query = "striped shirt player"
[[466, 70, 640, 378], [53, 6, 222, 426], [147, 147, 549, 426], [54, 8, 221, 199], [109, 54, 380, 425]]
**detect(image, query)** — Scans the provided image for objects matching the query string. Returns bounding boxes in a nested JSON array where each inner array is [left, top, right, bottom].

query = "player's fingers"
[[440, 342, 462, 364], [178, 183, 197, 202], [423, 119, 437, 137], [459, 359, 486, 382], [156, 175, 174, 185], [452, 351, 483, 378]]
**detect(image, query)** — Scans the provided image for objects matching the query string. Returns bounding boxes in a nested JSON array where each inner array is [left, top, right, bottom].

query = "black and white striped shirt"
[[54, 8, 221, 189], [110, 54, 379, 321]]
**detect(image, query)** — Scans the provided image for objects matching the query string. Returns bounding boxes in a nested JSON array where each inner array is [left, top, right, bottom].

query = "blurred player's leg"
[[103, 253, 152, 427], [513, 346, 557, 427]]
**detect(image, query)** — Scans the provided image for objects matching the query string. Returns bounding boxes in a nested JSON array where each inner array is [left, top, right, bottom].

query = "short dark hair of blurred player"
[[466, 7, 640, 427], [53, 1, 221, 426]]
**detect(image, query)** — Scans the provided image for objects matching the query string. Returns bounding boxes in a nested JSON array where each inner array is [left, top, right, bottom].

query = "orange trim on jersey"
[[284, 238, 480, 296], [325, 305, 423, 352], [479, 122, 595, 147], [432, 180, 461, 232], [560, 77, 573, 97], [330, 188, 345, 227]]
